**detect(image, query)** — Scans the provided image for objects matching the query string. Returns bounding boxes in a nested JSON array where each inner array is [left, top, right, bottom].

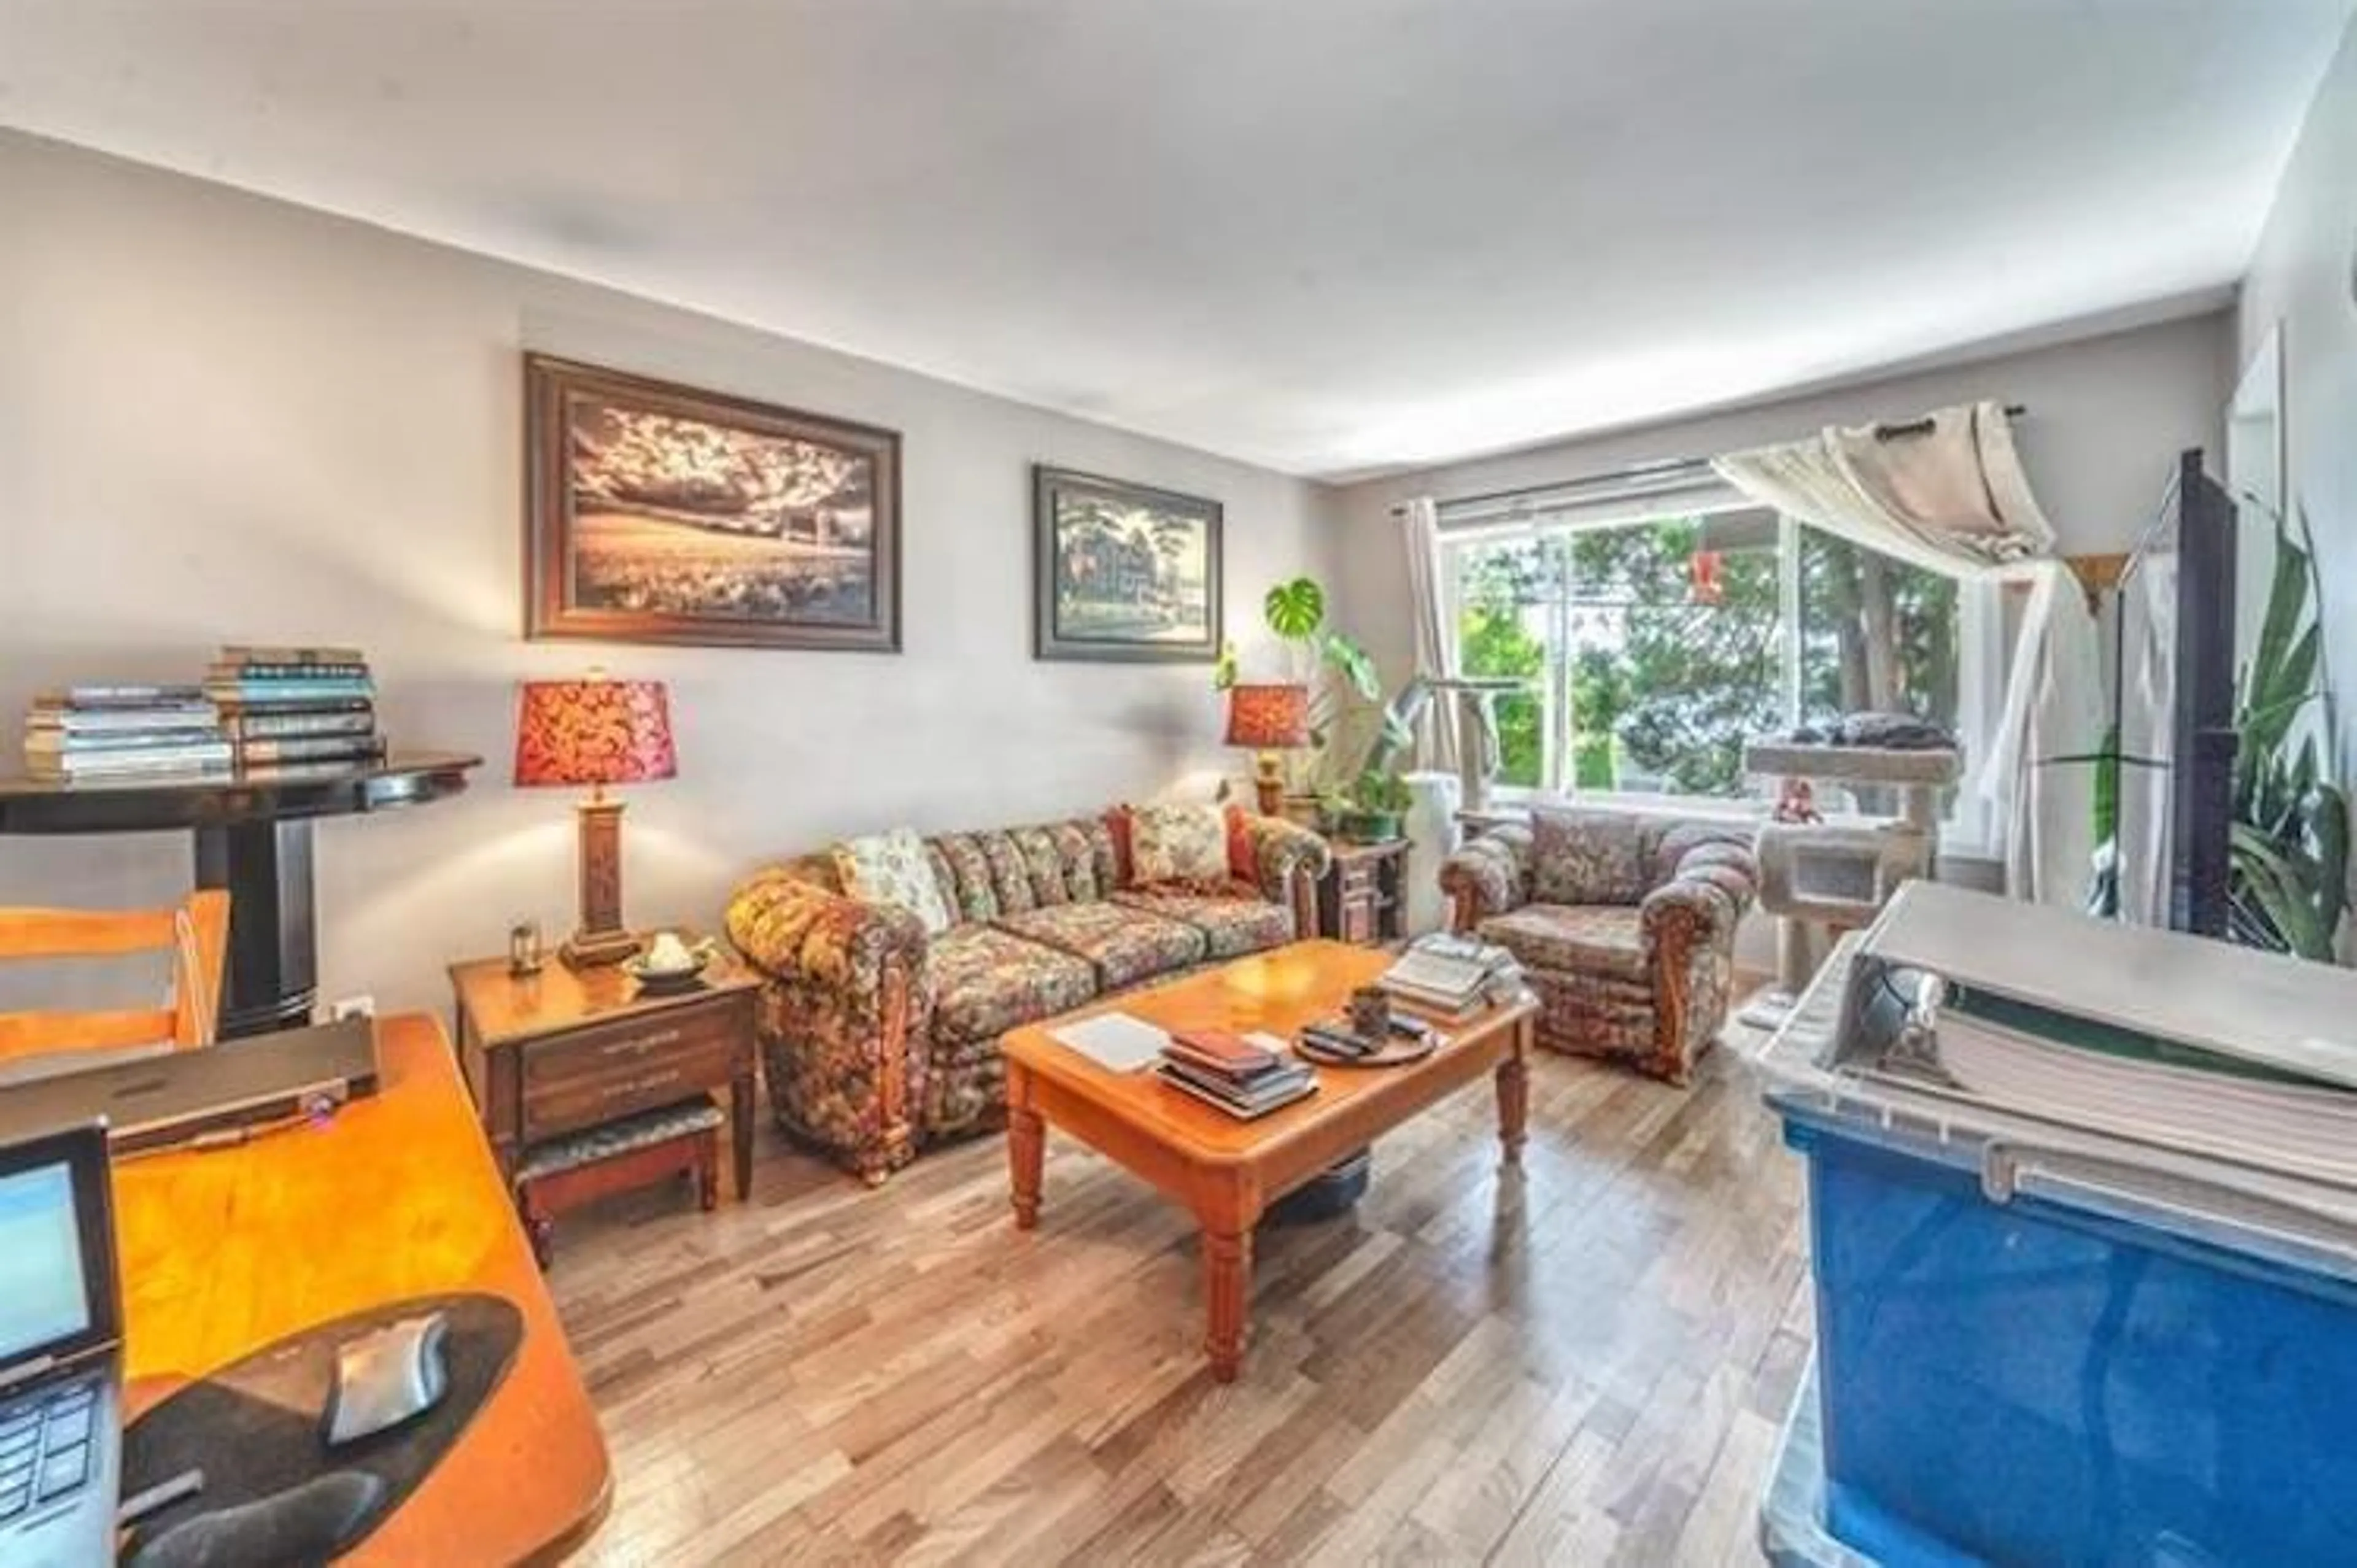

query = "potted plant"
[[1215, 576, 1383, 813], [1337, 766, 1413, 843], [2227, 503, 2348, 960]]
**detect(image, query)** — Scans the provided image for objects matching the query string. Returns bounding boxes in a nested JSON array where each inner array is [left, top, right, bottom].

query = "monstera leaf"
[[1322, 632, 1382, 703], [1263, 577, 1326, 641]]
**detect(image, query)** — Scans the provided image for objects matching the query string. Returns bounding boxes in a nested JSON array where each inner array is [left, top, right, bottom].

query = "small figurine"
[[1773, 777, 1823, 824]]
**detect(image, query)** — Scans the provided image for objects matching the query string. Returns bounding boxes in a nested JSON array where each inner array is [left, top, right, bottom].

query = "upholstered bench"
[[512, 1096, 726, 1262]]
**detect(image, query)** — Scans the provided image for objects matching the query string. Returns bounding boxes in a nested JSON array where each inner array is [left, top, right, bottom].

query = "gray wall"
[[2239, 17, 2357, 784], [1325, 312, 2234, 684], [0, 133, 1331, 1015]]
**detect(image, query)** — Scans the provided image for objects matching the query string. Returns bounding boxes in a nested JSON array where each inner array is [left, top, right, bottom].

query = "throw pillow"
[[1221, 803, 1260, 884], [1530, 805, 1648, 906], [1129, 803, 1231, 889], [1103, 806, 1136, 887], [831, 827, 954, 934]]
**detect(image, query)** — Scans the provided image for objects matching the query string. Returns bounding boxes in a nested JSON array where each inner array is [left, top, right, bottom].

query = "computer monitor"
[[0, 1124, 119, 1386]]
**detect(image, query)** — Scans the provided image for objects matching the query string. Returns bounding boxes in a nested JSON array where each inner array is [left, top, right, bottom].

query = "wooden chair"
[[0, 890, 231, 1065]]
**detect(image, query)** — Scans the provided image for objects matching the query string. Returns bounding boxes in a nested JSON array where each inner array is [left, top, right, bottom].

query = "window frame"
[[1445, 508, 2002, 853]]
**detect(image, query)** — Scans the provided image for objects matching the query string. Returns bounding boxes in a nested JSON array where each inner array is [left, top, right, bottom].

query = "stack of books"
[[207, 645, 385, 776], [23, 686, 230, 782], [1379, 932, 1527, 1019], [1156, 1029, 1316, 1119]]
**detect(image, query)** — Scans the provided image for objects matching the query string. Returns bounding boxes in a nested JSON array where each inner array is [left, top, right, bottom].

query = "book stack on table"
[[207, 646, 385, 777], [1378, 932, 1526, 1020], [23, 687, 230, 781], [1156, 1029, 1316, 1119]]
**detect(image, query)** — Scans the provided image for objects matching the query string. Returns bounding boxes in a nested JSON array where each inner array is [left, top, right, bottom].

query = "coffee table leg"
[[1202, 1225, 1253, 1383], [1497, 1016, 1531, 1164], [1008, 1060, 1044, 1230]]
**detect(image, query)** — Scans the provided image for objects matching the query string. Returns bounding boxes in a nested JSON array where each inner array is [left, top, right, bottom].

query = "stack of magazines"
[[23, 687, 230, 782], [1299, 1013, 1433, 1059], [207, 645, 385, 776], [1157, 1029, 1315, 1119], [1379, 933, 1526, 1019]]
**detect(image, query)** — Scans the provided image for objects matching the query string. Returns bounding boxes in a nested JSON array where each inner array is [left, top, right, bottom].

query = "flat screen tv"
[[2112, 449, 2238, 937]]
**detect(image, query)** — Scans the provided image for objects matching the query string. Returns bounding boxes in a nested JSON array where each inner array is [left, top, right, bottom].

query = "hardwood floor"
[[547, 1021, 1809, 1567]]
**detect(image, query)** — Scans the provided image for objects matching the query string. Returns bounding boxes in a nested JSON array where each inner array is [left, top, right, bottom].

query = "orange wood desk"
[[112, 1012, 612, 1564]]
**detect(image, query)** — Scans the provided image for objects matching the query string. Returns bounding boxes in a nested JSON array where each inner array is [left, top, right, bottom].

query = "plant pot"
[[1339, 809, 1403, 843]]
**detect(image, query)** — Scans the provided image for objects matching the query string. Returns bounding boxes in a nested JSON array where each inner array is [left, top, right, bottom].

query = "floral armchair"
[[727, 809, 1329, 1184], [1441, 806, 1758, 1084]]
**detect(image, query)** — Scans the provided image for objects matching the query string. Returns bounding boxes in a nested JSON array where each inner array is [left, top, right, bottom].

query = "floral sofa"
[[726, 810, 1329, 1183], [1440, 806, 1759, 1084]]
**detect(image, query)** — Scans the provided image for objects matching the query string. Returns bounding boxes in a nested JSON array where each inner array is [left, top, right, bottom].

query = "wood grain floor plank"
[[546, 1010, 1803, 1566]]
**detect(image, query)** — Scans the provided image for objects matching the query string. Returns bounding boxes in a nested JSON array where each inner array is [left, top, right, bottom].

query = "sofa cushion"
[[993, 902, 1207, 991], [1129, 803, 1230, 888], [1531, 806, 1649, 906], [927, 925, 1097, 1046], [1480, 903, 1651, 982], [1112, 889, 1292, 959], [1010, 827, 1072, 908], [831, 827, 954, 935], [975, 832, 1038, 915], [927, 834, 999, 924]]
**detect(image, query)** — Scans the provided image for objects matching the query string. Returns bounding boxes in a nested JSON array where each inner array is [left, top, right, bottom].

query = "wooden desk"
[[112, 1013, 611, 1564]]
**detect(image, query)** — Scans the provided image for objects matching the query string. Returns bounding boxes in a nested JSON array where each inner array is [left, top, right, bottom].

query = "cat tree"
[[1736, 735, 1962, 1028]]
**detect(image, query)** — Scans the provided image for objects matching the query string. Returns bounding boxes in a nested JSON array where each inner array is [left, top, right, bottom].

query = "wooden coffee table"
[[1002, 940, 1536, 1382]]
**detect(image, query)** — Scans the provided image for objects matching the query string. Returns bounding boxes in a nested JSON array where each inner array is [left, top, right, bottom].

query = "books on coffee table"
[[1379, 933, 1525, 1018], [1156, 1028, 1316, 1119]]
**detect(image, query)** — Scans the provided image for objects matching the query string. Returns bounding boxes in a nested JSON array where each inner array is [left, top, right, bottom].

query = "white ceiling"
[[2, 1, 2348, 480]]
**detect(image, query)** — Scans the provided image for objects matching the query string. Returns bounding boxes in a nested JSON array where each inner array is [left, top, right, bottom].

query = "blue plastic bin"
[[1776, 1097, 2357, 1567]]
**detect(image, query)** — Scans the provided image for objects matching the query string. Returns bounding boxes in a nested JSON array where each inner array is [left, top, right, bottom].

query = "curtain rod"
[[1388, 403, 2028, 518]]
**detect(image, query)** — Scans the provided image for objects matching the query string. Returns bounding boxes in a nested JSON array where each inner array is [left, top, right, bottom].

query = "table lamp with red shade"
[[514, 676, 677, 967], [1224, 682, 1310, 816]]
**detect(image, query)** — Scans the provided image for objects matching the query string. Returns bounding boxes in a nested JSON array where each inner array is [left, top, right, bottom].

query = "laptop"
[[0, 1122, 123, 1567], [0, 1017, 378, 1154]]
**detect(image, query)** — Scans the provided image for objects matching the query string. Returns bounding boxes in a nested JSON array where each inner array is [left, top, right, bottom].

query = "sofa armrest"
[[1441, 824, 1535, 930], [726, 869, 932, 1184], [1242, 814, 1331, 938], [1637, 834, 1759, 1081]]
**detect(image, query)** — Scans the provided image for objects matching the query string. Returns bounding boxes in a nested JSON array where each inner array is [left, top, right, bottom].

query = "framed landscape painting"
[[1032, 466, 1222, 663], [524, 355, 901, 651]]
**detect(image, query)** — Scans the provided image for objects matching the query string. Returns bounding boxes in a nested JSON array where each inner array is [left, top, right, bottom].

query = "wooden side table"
[[450, 945, 759, 1261], [1318, 838, 1410, 945]]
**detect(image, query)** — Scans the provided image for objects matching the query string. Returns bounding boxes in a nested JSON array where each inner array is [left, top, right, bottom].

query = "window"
[[1450, 509, 1993, 837]]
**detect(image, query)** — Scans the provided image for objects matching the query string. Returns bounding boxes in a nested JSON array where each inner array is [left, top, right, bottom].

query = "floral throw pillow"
[[831, 827, 954, 935], [1129, 803, 1231, 889], [1530, 805, 1647, 906]]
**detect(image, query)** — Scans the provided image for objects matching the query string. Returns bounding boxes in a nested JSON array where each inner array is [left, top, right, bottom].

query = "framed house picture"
[[524, 355, 902, 651], [1032, 465, 1223, 663]]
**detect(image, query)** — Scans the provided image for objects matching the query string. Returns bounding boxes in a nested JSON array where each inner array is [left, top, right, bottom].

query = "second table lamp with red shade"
[[1224, 682, 1310, 816], [514, 675, 676, 967]]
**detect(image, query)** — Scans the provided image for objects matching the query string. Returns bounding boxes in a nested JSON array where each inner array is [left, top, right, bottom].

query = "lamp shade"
[[514, 679, 678, 787], [1224, 682, 1311, 749]]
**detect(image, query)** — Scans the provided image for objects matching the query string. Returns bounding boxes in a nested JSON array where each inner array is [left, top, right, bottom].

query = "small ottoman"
[[513, 1096, 726, 1264]]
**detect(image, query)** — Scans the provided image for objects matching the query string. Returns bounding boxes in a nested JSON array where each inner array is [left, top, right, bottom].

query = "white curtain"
[[1714, 401, 2102, 907], [1400, 496, 1461, 772]]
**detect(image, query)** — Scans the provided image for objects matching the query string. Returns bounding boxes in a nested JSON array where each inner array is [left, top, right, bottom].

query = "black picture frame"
[[1031, 465, 1223, 663], [524, 354, 902, 652]]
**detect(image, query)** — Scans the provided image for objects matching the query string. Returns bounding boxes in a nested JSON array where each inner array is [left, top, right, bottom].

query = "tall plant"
[[2228, 504, 2348, 960], [1216, 577, 1387, 793]]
